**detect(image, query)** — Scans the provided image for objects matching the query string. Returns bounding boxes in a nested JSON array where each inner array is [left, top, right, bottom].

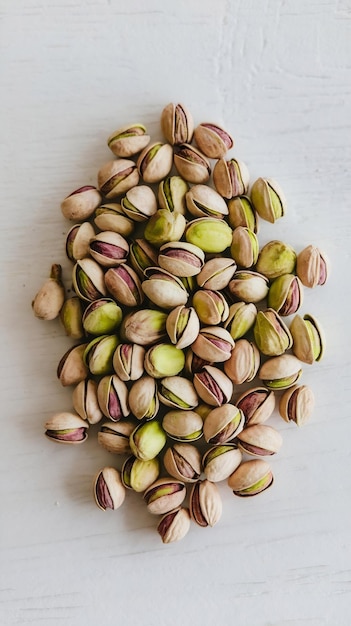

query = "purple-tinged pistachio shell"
[[290, 314, 325, 364], [61, 185, 102, 221], [236, 387, 275, 426], [84, 335, 119, 376], [196, 257, 236, 291], [94, 467, 125, 511], [228, 459, 273, 497], [144, 478, 186, 515], [157, 507, 191, 544], [259, 355, 303, 390], [128, 375, 159, 420], [158, 241, 205, 277], [186, 184, 228, 219], [113, 343, 145, 381], [203, 403, 244, 444], [97, 374, 129, 422], [142, 267, 188, 310], [268, 274, 303, 316], [189, 480, 222, 527], [163, 443, 202, 483], [191, 326, 235, 363], [98, 159, 139, 199], [279, 384, 315, 426], [121, 185, 157, 222], [66, 222, 95, 262], [98, 421, 135, 455], [193, 365, 233, 407], [237, 424, 283, 457], [194, 122, 233, 159], [107, 123, 150, 158], [161, 103, 194, 145], [45, 412, 88, 444], [213, 158, 249, 199], [105, 264, 144, 307], [251, 178, 286, 223], [166, 305, 200, 349], [296, 245, 329, 288], [73, 379, 103, 425], [57, 343, 89, 387], [174, 143, 211, 184], [227, 195, 259, 233], [82, 298, 122, 336], [93, 203, 134, 237], [253, 309, 293, 357], [89, 231, 129, 267], [224, 338, 260, 385], [72, 258, 106, 302], [137, 142, 173, 184]]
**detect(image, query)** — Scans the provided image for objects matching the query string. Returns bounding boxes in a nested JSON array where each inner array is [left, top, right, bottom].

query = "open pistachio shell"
[[279, 384, 315, 426], [237, 424, 283, 457], [185, 217, 232, 254], [163, 443, 202, 483], [224, 302, 257, 340], [203, 403, 244, 444], [120, 308, 168, 346], [158, 376, 199, 410], [224, 339, 260, 385], [158, 175, 189, 215], [196, 257, 236, 291], [157, 507, 191, 544], [290, 314, 325, 364], [107, 123, 150, 158], [213, 158, 249, 199], [230, 226, 259, 268], [97, 159, 139, 199], [228, 459, 273, 496], [268, 274, 303, 316], [166, 305, 200, 350], [253, 309, 293, 357], [162, 410, 203, 442], [129, 238, 159, 277], [137, 142, 173, 184], [73, 379, 103, 425], [121, 455, 160, 493], [142, 267, 189, 310], [144, 478, 186, 515], [61, 185, 102, 221], [259, 354, 303, 390], [98, 421, 135, 455], [89, 231, 129, 267], [185, 184, 228, 219], [191, 326, 235, 363], [84, 334, 119, 376], [194, 122, 233, 159], [57, 343, 89, 387], [250, 177, 286, 223], [158, 241, 205, 277], [236, 387, 275, 426], [82, 298, 122, 336], [121, 185, 157, 222], [144, 343, 185, 378], [174, 143, 211, 184], [94, 467, 125, 511], [189, 479, 222, 527], [72, 258, 106, 302], [97, 374, 129, 422], [202, 445, 242, 482], [161, 103, 194, 145], [228, 271, 269, 304], [296, 245, 329, 288], [105, 264, 144, 307], [192, 289, 229, 326], [256, 240, 296, 280], [130, 422, 167, 462], [66, 222, 95, 262], [45, 412, 88, 444], [193, 365, 233, 407], [227, 195, 259, 233], [112, 343, 145, 382], [128, 375, 159, 420], [93, 203, 135, 237]]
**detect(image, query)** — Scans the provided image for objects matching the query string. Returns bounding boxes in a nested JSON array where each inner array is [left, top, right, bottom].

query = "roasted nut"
[[224, 302, 257, 340], [296, 245, 329, 288], [72, 258, 106, 302], [268, 274, 303, 316], [193, 365, 233, 406], [98, 421, 135, 455], [230, 226, 259, 268], [279, 384, 315, 426], [237, 424, 283, 457], [144, 478, 186, 515], [157, 507, 191, 544], [60, 297, 84, 339], [107, 123, 150, 157], [228, 270, 269, 303], [185, 217, 232, 253], [144, 343, 185, 378], [213, 157, 249, 199], [121, 185, 157, 222], [184, 349, 213, 377], [259, 354, 303, 390], [228, 459, 273, 496], [162, 410, 203, 442], [120, 308, 168, 346], [57, 343, 89, 387], [158, 241, 205, 277], [32, 264, 65, 321], [236, 387, 275, 426], [113, 343, 145, 381], [158, 175, 189, 214], [174, 143, 211, 184], [250, 178, 286, 223], [94, 467, 125, 511], [224, 339, 260, 384], [196, 257, 236, 291], [166, 305, 200, 349], [45, 412, 88, 444], [98, 159, 139, 198], [189, 480, 222, 527], [158, 376, 199, 410], [161, 103, 194, 145], [128, 375, 159, 420], [61, 185, 102, 221], [142, 267, 188, 310], [227, 195, 258, 232], [93, 203, 135, 237], [130, 421, 167, 461], [121, 456, 160, 492], [256, 240, 296, 280], [290, 313, 325, 364], [73, 379, 103, 425], [202, 445, 242, 482], [84, 335, 119, 376], [65, 222, 95, 262], [192, 290, 229, 326], [203, 403, 244, 444], [89, 231, 129, 267], [144, 208, 186, 248], [82, 298, 122, 336], [97, 374, 129, 422], [194, 122, 233, 159], [185, 184, 228, 219], [163, 443, 202, 482], [137, 142, 173, 183], [253, 309, 293, 356], [129, 238, 159, 277], [104, 264, 144, 307], [191, 326, 235, 363]]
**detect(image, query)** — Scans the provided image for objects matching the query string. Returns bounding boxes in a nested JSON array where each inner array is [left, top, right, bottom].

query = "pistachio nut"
[[97, 159, 139, 199], [121, 185, 157, 222], [65, 222, 95, 262], [94, 467, 125, 511], [279, 384, 315, 426], [230, 226, 259, 268], [60, 296, 84, 339], [191, 326, 235, 363], [162, 410, 203, 442], [32, 264, 65, 321], [237, 424, 283, 457], [185, 217, 232, 254], [45, 412, 88, 444], [185, 184, 228, 219], [121, 456, 160, 493], [57, 343, 89, 387], [129, 421, 167, 461], [196, 257, 236, 291], [129, 238, 159, 277], [194, 403, 213, 420], [61, 185, 102, 221], [194, 122, 234, 159], [157, 507, 191, 544], [228, 459, 273, 497], [189, 479, 222, 527], [213, 157, 249, 199], [107, 123, 150, 158], [112, 343, 145, 381], [72, 379, 103, 425], [161, 102, 194, 145], [203, 403, 244, 444], [72, 258, 106, 302], [158, 376, 199, 410], [184, 349, 213, 377], [224, 302, 257, 340], [144, 209, 186, 248], [137, 142, 173, 184], [202, 445, 242, 483], [166, 305, 200, 349], [253, 309, 293, 356], [98, 421, 135, 455], [224, 338, 260, 384], [268, 274, 303, 316], [84, 334, 119, 376], [250, 177, 286, 223], [104, 264, 144, 307], [144, 343, 185, 378], [82, 298, 122, 336], [259, 354, 303, 390], [158, 241, 205, 277], [236, 387, 275, 426], [97, 374, 129, 421], [174, 143, 211, 184], [290, 314, 325, 364], [192, 289, 229, 326], [120, 308, 167, 346], [128, 375, 159, 420], [142, 267, 188, 310], [93, 203, 135, 237], [158, 175, 189, 215], [144, 478, 186, 515], [193, 365, 233, 406], [296, 245, 329, 288], [163, 443, 202, 483], [89, 231, 129, 267], [228, 271, 269, 303], [256, 240, 297, 280], [227, 195, 259, 233]]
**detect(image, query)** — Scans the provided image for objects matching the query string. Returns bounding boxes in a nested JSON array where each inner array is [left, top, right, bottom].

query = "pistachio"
[[196, 257, 236, 291], [128, 375, 159, 420], [166, 305, 200, 349], [236, 387, 275, 426], [290, 314, 325, 364], [72, 258, 106, 302], [60, 297, 84, 339], [89, 231, 129, 267], [158, 175, 189, 214], [57, 343, 89, 387], [137, 142, 173, 183], [253, 309, 293, 356], [250, 177, 286, 223], [202, 445, 242, 482], [112, 343, 145, 381], [189, 480, 222, 527], [230, 226, 259, 268], [174, 143, 211, 184], [97, 374, 129, 421], [121, 185, 157, 222], [268, 274, 303, 316], [161, 103, 194, 145], [259, 354, 303, 390], [84, 334, 119, 376], [228, 270, 269, 303], [157, 507, 191, 544], [94, 467, 125, 511], [98, 421, 135, 455], [191, 326, 235, 363], [158, 376, 199, 410], [61, 185, 102, 221], [107, 123, 150, 157], [158, 241, 205, 277], [256, 240, 296, 280], [213, 157, 249, 199], [185, 217, 232, 253], [82, 298, 122, 336], [237, 424, 283, 457], [104, 264, 144, 307], [296, 245, 329, 288], [45, 412, 88, 444], [194, 122, 233, 159], [162, 410, 203, 442], [193, 365, 233, 407], [32, 264, 65, 320], [184, 349, 213, 377], [144, 208, 186, 248], [129, 238, 159, 277], [203, 403, 244, 444], [224, 338, 260, 384], [185, 184, 228, 219], [130, 418, 166, 461], [227, 195, 259, 233], [192, 290, 229, 326], [97, 159, 139, 198], [228, 459, 273, 497], [142, 267, 188, 310], [224, 302, 257, 340], [144, 343, 185, 378], [65, 222, 95, 262], [279, 384, 315, 426], [72, 379, 103, 425], [121, 456, 160, 493], [144, 478, 186, 515], [163, 443, 202, 482], [93, 203, 135, 237], [120, 308, 167, 346]]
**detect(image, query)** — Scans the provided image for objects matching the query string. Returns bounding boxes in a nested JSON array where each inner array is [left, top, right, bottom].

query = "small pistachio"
[[259, 354, 303, 390], [98, 159, 139, 199], [112, 343, 145, 382], [94, 467, 125, 511], [32, 264, 65, 321], [84, 335, 119, 376], [185, 217, 232, 254], [256, 240, 297, 280], [93, 203, 135, 237], [72, 379, 103, 425], [61, 185, 102, 221], [142, 267, 188, 310], [189, 480, 222, 527], [230, 226, 259, 268], [89, 231, 129, 267], [224, 338, 260, 384], [65, 222, 95, 262], [185, 184, 228, 219], [213, 157, 249, 199], [166, 305, 200, 349], [120, 308, 168, 346], [268, 274, 304, 316], [228, 271, 269, 303], [157, 507, 191, 544], [104, 264, 144, 307], [296, 245, 329, 288], [144, 209, 186, 248], [129, 421, 167, 461], [236, 387, 275, 426], [72, 258, 106, 302], [158, 241, 205, 277], [144, 343, 185, 378], [174, 143, 211, 184], [137, 142, 173, 183], [250, 177, 286, 223], [60, 297, 84, 339], [191, 326, 235, 363], [82, 299, 122, 336], [158, 376, 199, 410], [128, 375, 159, 420], [161, 103, 194, 145], [202, 445, 242, 483], [237, 424, 283, 457], [228, 459, 273, 497], [253, 309, 293, 356], [163, 443, 202, 483], [98, 421, 135, 455], [158, 175, 189, 214], [196, 257, 236, 291], [192, 290, 229, 326], [193, 365, 233, 407], [121, 185, 157, 222], [227, 195, 259, 233], [279, 384, 315, 426], [121, 456, 160, 493], [224, 302, 257, 340], [203, 403, 244, 444], [45, 412, 88, 444], [194, 122, 233, 159], [97, 374, 129, 422], [162, 410, 203, 442], [129, 238, 159, 277], [144, 478, 186, 515], [107, 123, 150, 158], [290, 314, 325, 364], [57, 343, 89, 387]]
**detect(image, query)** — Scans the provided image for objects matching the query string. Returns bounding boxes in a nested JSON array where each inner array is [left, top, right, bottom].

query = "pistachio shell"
[[224, 339, 260, 384], [224, 302, 257, 340], [72, 258, 106, 302], [268, 274, 303, 316], [72, 379, 103, 425], [98, 421, 135, 455], [259, 354, 303, 390], [193, 365, 233, 407], [163, 444, 202, 482], [144, 343, 185, 378], [97, 374, 129, 422], [94, 467, 125, 511], [130, 421, 167, 461], [191, 326, 235, 363], [256, 240, 296, 280], [120, 308, 168, 346], [121, 185, 157, 222], [213, 158, 249, 199], [228, 271, 269, 303], [279, 384, 315, 426], [107, 123, 150, 157], [84, 334, 119, 376], [137, 142, 173, 183], [202, 445, 242, 482], [129, 238, 159, 277], [93, 203, 135, 237], [104, 264, 144, 307], [82, 298, 122, 336], [144, 209, 186, 249], [61, 185, 102, 221], [290, 314, 325, 364], [196, 257, 236, 290], [228, 459, 273, 496], [253, 309, 293, 356], [296, 245, 329, 288], [237, 424, 283, 457], [121, 456, 160, 492], [166, 305, 200, 349], [97, 159, 139, 199], [157, 507, 191, 544], [161, 103, 194, 145], [158, 175, 189, 215], [57, 343, 89, 387], [192, 289, 229, 326], [142, 267, 188, 310], [203, 403, 244, 444], [45, 412, 88, 444], [189, 479, 222, 527], [60, 296, 84, 339], [158, 241, 205, 277], [112, 343, 145, 382], [230, 226, 259, 268], [251, 178, 286, 223], [194, 122, 233, 159], [227, 195, 259, 233], [162, 410, 203, 442], [128, 375, 159, 420], [185, 217, 232, 254], [158, 376, 199, 410], [66, 222, 95, 261], [174, 143, 211, 184], [144, 478, 186, 515], [185, 184, 228, 219], [236, 387, 275, 426]]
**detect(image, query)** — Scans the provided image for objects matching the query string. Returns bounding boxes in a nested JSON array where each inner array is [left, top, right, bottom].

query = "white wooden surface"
[[1, 1, 351, 625]]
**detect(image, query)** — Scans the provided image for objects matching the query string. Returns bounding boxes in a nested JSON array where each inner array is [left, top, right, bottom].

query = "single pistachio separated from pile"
[[32, 264, 65, 321], [279, 384, 315, 426]]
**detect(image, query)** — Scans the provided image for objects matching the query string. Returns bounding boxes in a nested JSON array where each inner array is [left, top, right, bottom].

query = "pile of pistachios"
[[32, 103, 328, 544]]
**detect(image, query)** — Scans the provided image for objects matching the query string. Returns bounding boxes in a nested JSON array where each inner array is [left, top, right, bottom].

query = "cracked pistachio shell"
[[163, 443, 202, 483], [185, 217, 232, 254], [166, 305, 200, 349], [158, 241, 205, 277], [130, 421, 167, 461], [120, 308, 167, 346], [228, 271, 269, 303], [97, 374, 129, 422], [93, 203, 135, 237], [60, 296, 84, 339], [144, 478, 186, 515], [157, 507, 191, 544], [224, 302, 257, 340], [194, 122, 234, 159], [259, 354, 303, 390], [107, 123, 150, 157], [112, 343, 145, 382], [279, 384, 315, 426], [174, 143, 211, 184], [227, 195, 259, 233], [121, 185, 157, 222], [184, 349, 213, 377], [98, 159, 139, 199], [192, 289, 229, 326], [296, 245, 329, 288], [203, 403, 244, 444], [189, 479, 222, 528], [158, 376, 199, 410], [137, 142, 173, 183], [224, 338, 260, 385], [65, 222, 95, 262], [213, 158, 249, 199], [89, 231, 129, 267], [142, 267, 188, 310], [45, 412, 88, 444], [254, 309, 293, 357], [158, 175, 189, 215], [144, 343, 185, 378], [82, 298, 122, 336], [72, 258, 106, 302], [32, 264, 65, 321], [290, 314, 325, 364], [256, 240, 296, 280], [162, 410, 203, 442], [251, 177, 286, 223], [228, 459, 273, 497], [129, 238, 159, 277], [104, 264, 144, 307], [98, 421, 135, 455], [186, 184, 228, 219], [193, 365, 233, 407], [236, 387, 275, 426], [191, 326, 235, 363], [94, 467, 125, 511], [268, 274, 303, 316], [57, 343, 89, 387], [128, 375, 159, 420], [237, 424, 283, 457], [230, 226, 259, 268], [144, 209, 186, 248], [121, 455, 160, 493], [72, 379, 103, 425], [161, 102, 194, 145], [202, 445, 242, 483], [61, 185, 102, 221], [84, 335, 119, 376], [196, 257, 236, 290]]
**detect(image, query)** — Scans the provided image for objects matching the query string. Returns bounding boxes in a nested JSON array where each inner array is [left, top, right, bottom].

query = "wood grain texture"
[[1, 1, 350, 625]]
